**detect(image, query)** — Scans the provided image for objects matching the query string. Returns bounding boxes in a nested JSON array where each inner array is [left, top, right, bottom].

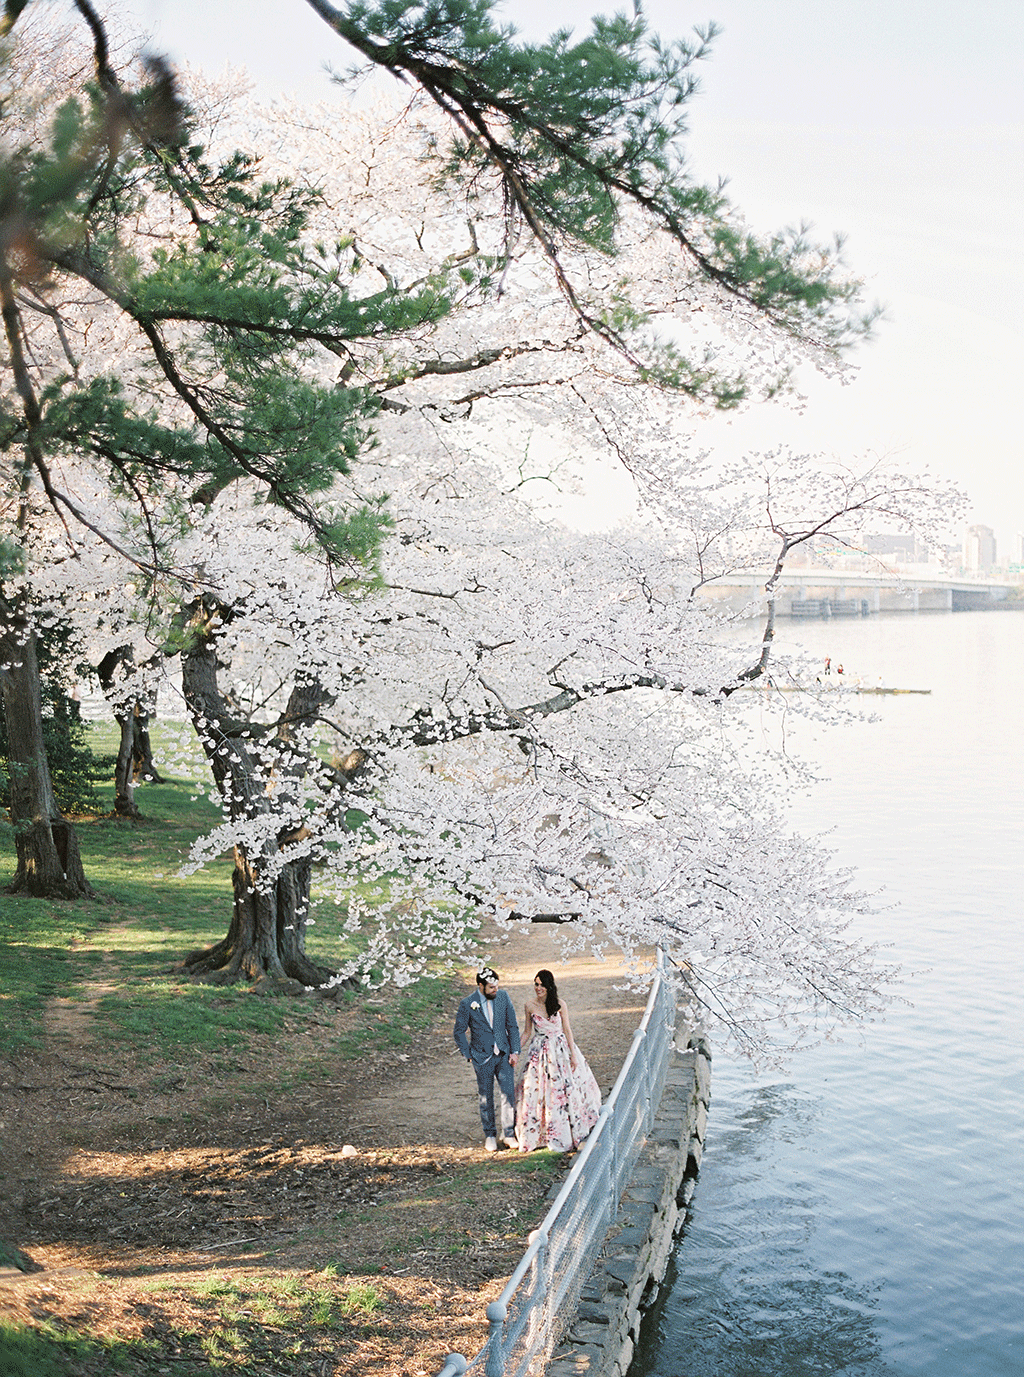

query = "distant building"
[[864, 533, 933, 564], [963, 524, 997, 573]]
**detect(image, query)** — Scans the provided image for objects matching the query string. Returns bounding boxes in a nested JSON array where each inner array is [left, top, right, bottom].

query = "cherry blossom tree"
[[0, 3, 959, 1053], [170, 420, 959, 1048]]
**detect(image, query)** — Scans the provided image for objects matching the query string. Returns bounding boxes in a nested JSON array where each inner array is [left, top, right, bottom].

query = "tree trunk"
[[97, 647, 163, 818], [0, 612, 95, 898], [132, 708, 163, 783], [112, 709, 140, 819], [178, 614, 335, 989]]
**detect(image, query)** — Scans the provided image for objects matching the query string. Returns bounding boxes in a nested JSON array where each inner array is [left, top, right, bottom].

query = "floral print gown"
[[515, 1011, 602, 1152]]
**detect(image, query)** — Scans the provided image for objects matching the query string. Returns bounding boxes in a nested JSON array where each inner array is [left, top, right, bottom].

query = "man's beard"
[[485, 990, 496, 999]]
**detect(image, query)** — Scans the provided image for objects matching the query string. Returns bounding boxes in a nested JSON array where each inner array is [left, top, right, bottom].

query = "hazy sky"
[[118, 0, 1024, 548]]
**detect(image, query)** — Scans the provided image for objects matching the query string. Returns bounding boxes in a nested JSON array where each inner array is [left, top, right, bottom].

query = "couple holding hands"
[[453, 966, 602, 1154]]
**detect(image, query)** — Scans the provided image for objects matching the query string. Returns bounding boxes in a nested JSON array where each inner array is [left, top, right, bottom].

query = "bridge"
[[694, 567, 1021, 616]]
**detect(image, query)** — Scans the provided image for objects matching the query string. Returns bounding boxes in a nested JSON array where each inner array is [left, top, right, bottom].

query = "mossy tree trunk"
[[97, 647, 164, 820], [0, 607, 94, 898], [131, 708, 163, 784], [178, 609, 336, 988]]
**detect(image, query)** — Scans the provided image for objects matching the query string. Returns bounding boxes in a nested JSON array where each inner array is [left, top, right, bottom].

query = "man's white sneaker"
[[484, 1136, 498, 1152], [500, 1135, 518, 1150]]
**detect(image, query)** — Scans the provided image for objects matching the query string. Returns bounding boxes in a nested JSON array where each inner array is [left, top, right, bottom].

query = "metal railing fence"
[[434, 955, 677, 1377]]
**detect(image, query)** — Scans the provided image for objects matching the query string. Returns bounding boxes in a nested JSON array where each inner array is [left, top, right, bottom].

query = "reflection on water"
[[644, 1261, 894, 1377], [636, 1078, 895, 1377], [729, 1083, 821, 1148], [630, 613, 1024, 1377]]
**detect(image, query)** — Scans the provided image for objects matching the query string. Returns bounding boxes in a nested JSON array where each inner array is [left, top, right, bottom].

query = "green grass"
[[332, 973, 453, 1060], [0, 1273, 392, 1376], [0, 1321, 163, 1377], [96, 981, 293, 1057], [393, 1224, 475, 1254], [0, 823, 238, 1057], [0, 722, 466, 1064], [0, 736, 231, 1054], [185, 1273, 384, 1340], [336, 1279, 383, 1317], [0, 898, 86, 1050], [460, 1150, 565, 1178]]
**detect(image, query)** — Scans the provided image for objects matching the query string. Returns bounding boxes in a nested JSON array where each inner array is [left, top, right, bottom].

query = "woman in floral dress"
[[515, 969, 602, 1153]]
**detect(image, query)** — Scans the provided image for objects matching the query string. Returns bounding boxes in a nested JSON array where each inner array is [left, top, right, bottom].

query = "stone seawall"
[[547, 1033, 712, 1377]]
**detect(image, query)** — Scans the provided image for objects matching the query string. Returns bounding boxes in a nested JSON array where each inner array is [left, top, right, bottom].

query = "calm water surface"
[[632, 611, 1024, 1377]]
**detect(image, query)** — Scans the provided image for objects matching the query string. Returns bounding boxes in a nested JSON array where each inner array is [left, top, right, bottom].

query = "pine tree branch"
[[41, 246, 334, 538], [304, 0, 870, 354]]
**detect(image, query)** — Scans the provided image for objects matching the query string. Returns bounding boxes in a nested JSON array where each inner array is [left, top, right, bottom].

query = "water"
[[632, 611, 1024, 1377]]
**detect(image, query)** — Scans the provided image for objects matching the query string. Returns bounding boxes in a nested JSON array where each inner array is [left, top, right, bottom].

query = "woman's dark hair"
[[535, 969, 560, 1018]]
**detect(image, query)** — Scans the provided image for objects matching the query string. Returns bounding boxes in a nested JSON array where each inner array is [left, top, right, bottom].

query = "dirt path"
[[0, 924, 652, 1377]]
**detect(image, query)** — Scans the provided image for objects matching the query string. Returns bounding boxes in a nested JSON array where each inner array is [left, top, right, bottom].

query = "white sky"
[[117, 0, 1024, 549]]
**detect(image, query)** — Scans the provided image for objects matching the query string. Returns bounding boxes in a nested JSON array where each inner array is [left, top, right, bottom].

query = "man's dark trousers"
[[474, 1051, 515, 1138]]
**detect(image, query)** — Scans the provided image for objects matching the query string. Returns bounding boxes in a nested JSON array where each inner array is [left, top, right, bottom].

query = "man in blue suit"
[[454, 966, 521, 1152]]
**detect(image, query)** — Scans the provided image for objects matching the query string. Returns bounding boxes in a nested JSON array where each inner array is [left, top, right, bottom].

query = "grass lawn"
[[0, 723, 454, 1061]]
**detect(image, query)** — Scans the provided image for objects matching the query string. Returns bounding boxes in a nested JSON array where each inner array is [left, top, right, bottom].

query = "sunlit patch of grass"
[[248, 1296, 289, 1326], [333, 971, 457, 1058], [96, 981, 294, 1057], [193, 1274, 241, 1301], [337, 1279, 384, 1317], [1, 1268, 397, 1376], [308, 1287, 334, 1324], [270, 1274, 304, 1298], [179, 1272, 386, 1352], [460, 1150, 565, 1179]]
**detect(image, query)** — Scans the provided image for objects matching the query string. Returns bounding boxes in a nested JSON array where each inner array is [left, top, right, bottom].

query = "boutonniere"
[[470, 1000, 480, 1010]]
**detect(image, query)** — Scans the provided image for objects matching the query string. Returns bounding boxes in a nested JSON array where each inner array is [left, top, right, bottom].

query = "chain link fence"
[[435, 955, 677, 1377]]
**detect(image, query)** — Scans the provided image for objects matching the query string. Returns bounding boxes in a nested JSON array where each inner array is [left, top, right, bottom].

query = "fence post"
[[435, 1357, 468, 1377], [634, 1025, 651, 1136], [660, 957, 674, 1043], [596, 1102, 614, 1225], [647, 1021, 656, 1130], [532, 1228, 550, 1357], [484, 1301, 507, 1377]]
